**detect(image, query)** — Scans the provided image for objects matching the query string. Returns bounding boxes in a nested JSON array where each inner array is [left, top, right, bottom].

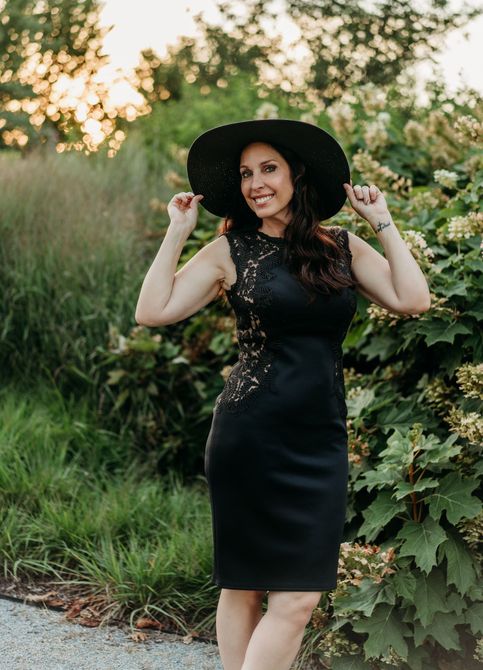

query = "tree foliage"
[[0, 0, 110, 150]]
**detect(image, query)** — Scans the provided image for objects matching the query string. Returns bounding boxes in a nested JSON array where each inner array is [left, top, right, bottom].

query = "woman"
[[135, 119, 431, 670]]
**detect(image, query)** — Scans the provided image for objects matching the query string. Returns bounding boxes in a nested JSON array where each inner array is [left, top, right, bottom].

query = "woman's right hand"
[[167, 191, 204, 235]]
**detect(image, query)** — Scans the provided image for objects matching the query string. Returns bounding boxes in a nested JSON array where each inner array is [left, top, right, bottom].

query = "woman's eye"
[[240, 166, 275, 179]]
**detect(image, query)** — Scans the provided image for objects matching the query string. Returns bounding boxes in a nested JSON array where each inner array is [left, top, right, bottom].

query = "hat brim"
[[186, 119, 350, 221]]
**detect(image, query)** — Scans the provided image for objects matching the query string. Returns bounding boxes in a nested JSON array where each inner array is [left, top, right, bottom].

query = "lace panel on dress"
[[214, 231, 284, 414], [215, 227, 355, 417]]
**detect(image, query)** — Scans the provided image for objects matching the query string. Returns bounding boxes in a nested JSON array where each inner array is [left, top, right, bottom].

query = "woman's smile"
[[253, 193, 275, 206]]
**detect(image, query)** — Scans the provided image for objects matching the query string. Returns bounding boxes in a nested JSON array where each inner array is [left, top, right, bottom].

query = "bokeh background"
[[1, 2, 482, 668]]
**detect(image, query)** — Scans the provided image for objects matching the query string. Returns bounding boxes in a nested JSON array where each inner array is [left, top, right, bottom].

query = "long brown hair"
[[218, 141, 359, 304]]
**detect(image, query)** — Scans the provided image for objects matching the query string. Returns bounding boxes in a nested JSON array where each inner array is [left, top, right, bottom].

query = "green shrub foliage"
[[1, 79, 481, 668]]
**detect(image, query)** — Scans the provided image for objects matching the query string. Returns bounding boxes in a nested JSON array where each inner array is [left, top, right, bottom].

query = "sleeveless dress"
[[204, 225, 357, 591]]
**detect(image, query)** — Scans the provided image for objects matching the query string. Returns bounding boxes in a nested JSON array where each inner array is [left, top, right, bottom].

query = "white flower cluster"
[[455, 362, 483, 400], [454, 114, 482, 144], [363, 112, 391, 150], [164, 169, 186, 189], [446, 407, 483, 445], [403, 119, 427, 146], [352, 149, 412, 193], [299, 112, 317, 125], [255, 102, 279, 120], [357, 82, 388, 114], [402, 230, 435, 261], [433, 169, 459, 189], [326, 101, 356, 137], [410, 189, 441, 212], [168, 143, 189, 166], [446, 212, 483, 241]]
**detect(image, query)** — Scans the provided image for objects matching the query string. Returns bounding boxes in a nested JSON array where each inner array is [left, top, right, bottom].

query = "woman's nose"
[[251, 172, 265, 189]]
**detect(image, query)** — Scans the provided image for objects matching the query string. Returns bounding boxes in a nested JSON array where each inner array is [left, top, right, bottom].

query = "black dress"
[[204, 225, 357, 591]]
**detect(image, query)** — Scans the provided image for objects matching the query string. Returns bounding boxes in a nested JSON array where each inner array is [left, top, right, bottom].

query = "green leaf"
[[412, 569, 451, 626], [346, 387, 376, 418], [405, 640, 432, 670], [352, 604, 411, 661], [413, 611, 464, 650], [354, 465, 402, 492], [446, 591, 467, 616], [393, 478, 439, 501], [334, 577, 395, 618], [440, 279, 468, 297], [359, 491, 406, 542], [428, 471, 481, 524], [106, 368, 127, 385], [416, 432, 461, 468], [377, 429, 414, 467], [396, 517, 447, 574], [464, 602, 483, 635], [417, 319, 472, 346], [439, 532, 478, 596], [331, 656, 371, 670], [390, 569, 417, 601]]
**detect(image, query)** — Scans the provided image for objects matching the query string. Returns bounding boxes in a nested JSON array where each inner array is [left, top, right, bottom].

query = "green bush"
[[1, 79, 482, 668]]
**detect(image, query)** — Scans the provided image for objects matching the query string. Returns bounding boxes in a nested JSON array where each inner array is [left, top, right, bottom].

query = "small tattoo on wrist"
[[375, 220, 391, 232]]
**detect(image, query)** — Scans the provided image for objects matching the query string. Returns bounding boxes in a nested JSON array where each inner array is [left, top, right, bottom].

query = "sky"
[[97, 0, 483, 106]]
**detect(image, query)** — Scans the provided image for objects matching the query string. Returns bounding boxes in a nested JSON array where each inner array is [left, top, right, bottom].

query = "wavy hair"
[[218, 141, 359, 304]]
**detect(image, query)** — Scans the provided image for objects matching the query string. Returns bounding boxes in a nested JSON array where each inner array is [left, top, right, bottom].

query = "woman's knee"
[[221, 588, 267, 606], [267, 591, 322, 627]]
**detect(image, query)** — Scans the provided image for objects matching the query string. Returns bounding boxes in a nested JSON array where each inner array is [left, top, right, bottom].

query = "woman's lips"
[[253, 194, 275, 207]]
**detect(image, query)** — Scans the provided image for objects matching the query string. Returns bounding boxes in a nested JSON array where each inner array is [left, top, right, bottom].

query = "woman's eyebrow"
[[239, 159, 279, 169]]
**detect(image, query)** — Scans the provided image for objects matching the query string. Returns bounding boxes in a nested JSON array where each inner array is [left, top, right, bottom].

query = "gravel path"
[[0, 596, 223, 670]]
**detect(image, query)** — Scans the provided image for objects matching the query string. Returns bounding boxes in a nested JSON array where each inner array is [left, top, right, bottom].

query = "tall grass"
[[0, 136, 171, 390], [0, 382, 217, 634]]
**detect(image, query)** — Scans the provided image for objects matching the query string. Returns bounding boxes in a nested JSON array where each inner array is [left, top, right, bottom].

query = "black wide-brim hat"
[[186, 118, 350, 221]]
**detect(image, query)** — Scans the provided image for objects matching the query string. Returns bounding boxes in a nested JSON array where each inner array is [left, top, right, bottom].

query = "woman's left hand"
[[343, 180, 390, 223]]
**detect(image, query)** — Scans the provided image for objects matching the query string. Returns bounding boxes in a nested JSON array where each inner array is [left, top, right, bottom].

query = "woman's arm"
[[135, 190, 225, 327], [343, 182, 431, 315]]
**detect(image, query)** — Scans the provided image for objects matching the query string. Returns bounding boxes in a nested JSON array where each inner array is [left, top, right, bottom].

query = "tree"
[[0, 0, 111, 151], [136, 0, 482, 106]]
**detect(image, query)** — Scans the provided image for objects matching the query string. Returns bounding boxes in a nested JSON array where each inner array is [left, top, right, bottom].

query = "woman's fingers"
[[343, 183, 380, 205]]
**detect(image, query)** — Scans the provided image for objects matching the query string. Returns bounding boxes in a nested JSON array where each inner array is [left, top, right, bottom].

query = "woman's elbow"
[[406, 295, 431, 315]]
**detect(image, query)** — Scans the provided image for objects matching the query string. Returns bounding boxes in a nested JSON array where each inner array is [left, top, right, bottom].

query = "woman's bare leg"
[[240, 590, 321, 670], [216, 588, 267, 670]]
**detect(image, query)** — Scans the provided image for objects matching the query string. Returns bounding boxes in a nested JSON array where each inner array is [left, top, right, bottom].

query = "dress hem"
[[212, 579, 336, 591]]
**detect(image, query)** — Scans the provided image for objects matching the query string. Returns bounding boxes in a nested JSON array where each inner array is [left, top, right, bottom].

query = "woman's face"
[[239, 142, 294, 219]]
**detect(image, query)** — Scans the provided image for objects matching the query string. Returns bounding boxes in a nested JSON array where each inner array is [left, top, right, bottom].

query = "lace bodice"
[[214, 226, 356, 415]]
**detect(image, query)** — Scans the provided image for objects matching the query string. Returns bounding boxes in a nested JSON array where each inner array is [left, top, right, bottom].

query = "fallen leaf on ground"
[[135, 617, 164, 630]]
